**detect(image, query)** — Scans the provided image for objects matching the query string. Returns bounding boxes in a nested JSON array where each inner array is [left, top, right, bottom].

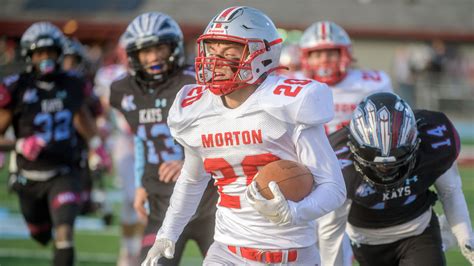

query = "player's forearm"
[[157, 169, 210, 242], [290, 178, 346, 223], [293, 124, 347, 222], [74, 105, 99, 142], [435, 163, 473, 244], [133, 136, 145, 188]]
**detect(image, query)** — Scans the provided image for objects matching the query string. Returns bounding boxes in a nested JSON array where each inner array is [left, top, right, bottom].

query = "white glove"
[[460, 238, 474, 265], [245, 181, 293, 226], [141, 238, 175, 266]]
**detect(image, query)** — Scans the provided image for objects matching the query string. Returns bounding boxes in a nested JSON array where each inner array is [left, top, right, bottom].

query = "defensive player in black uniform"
[[324, 92, 474, 265], [0, 22, 109, 266], [109, 12, 217, 265]]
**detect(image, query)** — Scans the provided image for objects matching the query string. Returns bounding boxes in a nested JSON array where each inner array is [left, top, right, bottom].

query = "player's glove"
[[88, 136, 112, 172], [141, 238, 175, 266], [16, 135, 46, 161], [460, 237, 474, 265], [89, 145, 112, 172], [245, 181, 294, 226]]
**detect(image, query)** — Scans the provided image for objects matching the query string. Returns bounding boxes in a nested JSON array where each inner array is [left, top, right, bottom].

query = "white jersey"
[[160, 76, 346, 250], [325, 69, 392, 133]]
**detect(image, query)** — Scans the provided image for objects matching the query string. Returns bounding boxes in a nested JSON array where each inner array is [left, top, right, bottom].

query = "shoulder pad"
[[258, 76, 334, 126], [109, 76, 131, 110], [168, 84, 210, 138], [181, 65, 195, 77], [0, 74, 19, 108], [349, 69, 393, 93], [416, 110, 460, 159], [64, 70, 83, 79]]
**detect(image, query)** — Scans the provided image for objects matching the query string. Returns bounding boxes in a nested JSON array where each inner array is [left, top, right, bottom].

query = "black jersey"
[[0, 72, 85, 172], [110, 67, 195, 194], [329, 110, 460, 229]]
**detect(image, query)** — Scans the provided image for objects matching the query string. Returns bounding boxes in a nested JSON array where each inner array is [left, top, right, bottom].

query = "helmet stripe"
[[218, 6, 239, 21], [320, 22, 327, 41]]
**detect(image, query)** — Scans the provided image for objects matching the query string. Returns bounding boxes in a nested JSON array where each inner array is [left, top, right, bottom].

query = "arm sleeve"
[[435, 163, 473, 246], [134, 136, 145, 188], [318, 200, 351, 266], [289, 124, 347, 222], [156, 145, 211, 242]]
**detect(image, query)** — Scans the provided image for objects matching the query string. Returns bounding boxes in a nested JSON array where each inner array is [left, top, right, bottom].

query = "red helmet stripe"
[[218, 6, 239, 21], [321, 22, 327, 40]]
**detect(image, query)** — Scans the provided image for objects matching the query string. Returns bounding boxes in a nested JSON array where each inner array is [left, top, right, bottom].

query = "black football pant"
[[351, 210, 446, 266]]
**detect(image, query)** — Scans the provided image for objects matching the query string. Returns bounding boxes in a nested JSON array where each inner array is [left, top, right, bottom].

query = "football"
[[254, 160, 314, 202]]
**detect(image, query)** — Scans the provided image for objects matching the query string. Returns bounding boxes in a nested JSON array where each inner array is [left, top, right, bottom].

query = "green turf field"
[[0, 161, 472, 265]]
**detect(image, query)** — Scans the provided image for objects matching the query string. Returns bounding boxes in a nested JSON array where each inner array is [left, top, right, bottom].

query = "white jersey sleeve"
[[289, 124, 346, 222], [435, 163, 473, 246], [156, 145, 211, 242], [258, 77, 334, 126]]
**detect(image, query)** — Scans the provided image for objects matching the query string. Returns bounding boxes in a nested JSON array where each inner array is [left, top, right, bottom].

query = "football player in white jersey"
[[300, 21, 393, 135], [299, 21, 393, 266], [142, 6, 346, 266]]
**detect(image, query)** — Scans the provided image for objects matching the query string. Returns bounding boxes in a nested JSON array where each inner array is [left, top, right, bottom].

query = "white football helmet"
[[278, 44, 301, 73], [300, 21, 353, 85], [195, 6, 283, 96]]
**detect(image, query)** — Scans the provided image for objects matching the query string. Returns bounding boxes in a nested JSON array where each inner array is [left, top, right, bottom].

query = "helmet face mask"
[[300, 21, 353, 85], [349, 92, 420, 190], [195, 6, 283, 96], [120, 12, 185, 85]]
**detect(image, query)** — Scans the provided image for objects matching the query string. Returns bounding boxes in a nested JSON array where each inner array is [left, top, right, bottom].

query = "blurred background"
[[0, 0, 473, 265]]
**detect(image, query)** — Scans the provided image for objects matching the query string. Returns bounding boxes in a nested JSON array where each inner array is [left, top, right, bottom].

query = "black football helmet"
[[348, 92, 420, 190], [20, 22, 66, 74]]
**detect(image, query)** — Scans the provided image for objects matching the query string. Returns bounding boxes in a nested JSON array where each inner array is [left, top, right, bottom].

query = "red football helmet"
[[195, 6, 283, 96], [300, 21, 353, 85]]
